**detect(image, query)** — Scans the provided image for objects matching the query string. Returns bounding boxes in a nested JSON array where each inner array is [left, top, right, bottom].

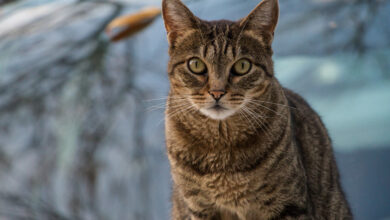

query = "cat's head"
[[162, 0, 279, 120]]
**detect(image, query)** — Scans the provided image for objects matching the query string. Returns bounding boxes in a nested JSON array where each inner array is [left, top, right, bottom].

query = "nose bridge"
[[208, 68, 227, 91], [205, 36, 230, 91], [208, 58, 229, 91]]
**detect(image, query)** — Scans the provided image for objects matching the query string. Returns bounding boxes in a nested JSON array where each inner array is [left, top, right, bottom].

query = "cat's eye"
[[188, 58, 207, 75], [232, 59, 252, 75]]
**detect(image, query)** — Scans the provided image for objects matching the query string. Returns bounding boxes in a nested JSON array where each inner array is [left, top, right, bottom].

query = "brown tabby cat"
[[162, 0, 352, 219]]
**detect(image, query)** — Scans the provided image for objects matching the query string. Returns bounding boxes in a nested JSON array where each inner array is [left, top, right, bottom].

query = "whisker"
[[241, 107, 264, 136], [146, 105, 165, 112], [165, 103, 194, 118], [159, 104, 195, 125], [243, 106, 274, 140], [245, 99, 288, 120], [237, 108, 257, 134], [243, 106, 269, 138], [254, 100, 296, 109], [165, 102, 194, 112], [144, 97, 168, 102], [145, 94, 200, 102], [146, 98, 194, 112]]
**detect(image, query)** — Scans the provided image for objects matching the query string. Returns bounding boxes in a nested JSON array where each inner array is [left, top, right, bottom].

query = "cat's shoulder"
[[283, 87, 319, 121]]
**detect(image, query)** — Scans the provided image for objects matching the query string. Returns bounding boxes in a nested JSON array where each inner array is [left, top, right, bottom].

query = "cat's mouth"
[[199, 103, 236, 120], [209, 104, 227, 111]]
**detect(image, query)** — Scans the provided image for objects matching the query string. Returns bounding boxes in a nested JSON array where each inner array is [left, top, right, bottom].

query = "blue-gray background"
[[0, 0, 389, 219]]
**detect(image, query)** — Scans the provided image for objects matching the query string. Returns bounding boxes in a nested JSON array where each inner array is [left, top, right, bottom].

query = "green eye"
[[188, 58, 206, 75], [233, 59, 252, 75]]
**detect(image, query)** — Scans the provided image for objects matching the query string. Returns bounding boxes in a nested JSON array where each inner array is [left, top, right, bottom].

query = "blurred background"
[[0, 0, 389, 219]]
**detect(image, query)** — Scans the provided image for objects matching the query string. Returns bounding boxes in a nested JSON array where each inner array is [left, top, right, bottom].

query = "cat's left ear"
[[240, 0, 279, 39], [162, 0, 200, 45]]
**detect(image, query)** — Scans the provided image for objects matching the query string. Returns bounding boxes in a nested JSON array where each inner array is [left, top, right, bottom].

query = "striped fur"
[[162, 0, 352, 219]]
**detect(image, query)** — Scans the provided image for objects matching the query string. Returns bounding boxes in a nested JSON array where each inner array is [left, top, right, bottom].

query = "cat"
[[162, 0, 353, 219]]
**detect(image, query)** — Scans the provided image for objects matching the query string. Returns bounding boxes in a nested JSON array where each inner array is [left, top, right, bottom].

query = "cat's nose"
[[208, 90, 226, 101]]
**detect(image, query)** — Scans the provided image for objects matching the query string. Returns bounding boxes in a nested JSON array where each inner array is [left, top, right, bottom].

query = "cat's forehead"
[[170, 19, 268, 61], [200, 20, 268, 60], [170, 20, 238, 57], [201, 20, 239, 39]]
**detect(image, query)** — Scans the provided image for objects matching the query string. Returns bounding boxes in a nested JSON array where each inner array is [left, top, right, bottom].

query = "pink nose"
[[208, 90, 226, 100]]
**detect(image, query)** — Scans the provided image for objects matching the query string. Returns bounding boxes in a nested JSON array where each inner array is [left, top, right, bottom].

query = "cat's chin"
[[199, 107, 236, 120]]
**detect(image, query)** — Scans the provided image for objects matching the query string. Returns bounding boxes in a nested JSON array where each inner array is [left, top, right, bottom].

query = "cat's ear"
[[240, 0, 279, 38], [162, 0, 200, 45]]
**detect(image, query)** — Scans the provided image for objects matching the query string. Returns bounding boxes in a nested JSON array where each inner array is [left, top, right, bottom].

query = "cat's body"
[[166, 86, 350, 219], [162, 0, 352, 219]]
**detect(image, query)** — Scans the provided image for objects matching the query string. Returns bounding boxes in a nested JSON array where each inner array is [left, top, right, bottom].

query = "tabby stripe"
[[212, 25, 217, 37], [230, 182, 268, 203], [270, 204, 307, 220], [324, 164, 335, 206], [202, 44, 208, 58], [263, 197, 276, 207], [223, 40, 229, 55], [171, 61, 186, 74], [251, 83, 267, 96], [254, 63, 272, 77], [236, 121, 288, 174], [318, 151, 330, 197], [316, 150, 325, 195], [253, 183, 268, 195], [316, 117, 333, 196], [244, 33, 265, 47], [281, 168, 298, 188], [183, 189, 200, 198], [229, 98, 244, 101], [188, 208, 210, 218], [226, 27, 233, 40], [212, 40, 218, 57], [173, 30, 198, 49], [232, 44, 237, 58], [329, 163, 335, 192], [264, 128, 290, 178], [224, 24, 230, 36]]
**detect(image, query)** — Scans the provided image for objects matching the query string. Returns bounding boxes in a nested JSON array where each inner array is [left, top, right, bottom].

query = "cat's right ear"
[[239, 0, 279, 44], [162, 0, 199, 45]]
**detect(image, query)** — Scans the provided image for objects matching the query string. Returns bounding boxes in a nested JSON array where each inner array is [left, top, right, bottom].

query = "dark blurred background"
[[0, 0, 389, 219]]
